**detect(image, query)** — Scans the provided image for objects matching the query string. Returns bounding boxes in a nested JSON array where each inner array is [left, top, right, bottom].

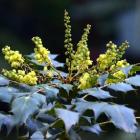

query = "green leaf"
[[52, 60, 64, 68], [68, 128, 81, 140], [0, 87, 19, 103], [79, 88, 113, 99], [104, 104, 137, 133], [108, 83, 134, 92], [37, 113, 56, 123], [0, 113, 14, 133], [75, 101, 107, 119], [130, 65, 140, 74], [31, 131, 44, 140], [0, 75, 9, 86], [11, 96, 39, 124], [75, 101, 137, 133], [120, 65, 133, 76], [27, 118, 48, 135], [46, 130, 65, 140], [59, 84, 73, 93], [41, 84, 59, 102], [80, 124, 102, 135], [55, 109, 80, 132], [49, 54, 59, 60], [98, 74, 109, 86], [51, 81, 73, 93], [126, 75, 140, 86], [31, 92, 46, 105]]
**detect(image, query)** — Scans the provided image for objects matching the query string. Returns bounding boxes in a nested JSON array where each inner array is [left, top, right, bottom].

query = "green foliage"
[[0, 10, 140, 140]]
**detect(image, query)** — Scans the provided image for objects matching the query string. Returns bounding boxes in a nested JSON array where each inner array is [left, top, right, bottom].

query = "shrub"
[[0, 10, 140, 140]]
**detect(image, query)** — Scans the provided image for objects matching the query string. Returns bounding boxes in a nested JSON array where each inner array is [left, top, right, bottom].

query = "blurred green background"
[[0, 0, 140, 68]]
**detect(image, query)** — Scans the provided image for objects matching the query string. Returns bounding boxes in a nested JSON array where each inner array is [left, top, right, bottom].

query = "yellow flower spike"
[[21, 71, 37, 85], [71, 24, 92, 73], [113, 70, 126, 79], [64, 10, 74, 70], [18, 70, 25, 76], [97, 42, 118, 71], [116, 60, 129, 68], [106, 70, 126, 84], [78, 72, 99, 90], [2, 69, 37, 85], [2, 46, 24, 68], [32, 36, 52, 70], [78, 72, 90, 89]]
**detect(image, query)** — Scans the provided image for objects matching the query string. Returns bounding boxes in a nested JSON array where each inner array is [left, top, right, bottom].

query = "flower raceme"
[[71, 24, 92, 72], [32, 36, 52, 71], [2, 46, 24, 68], [97, 41, 129, 72], [64, 10, 74, 70], [78, 72, 99, 90], [3, 69, 37, 85], [64, 10, 92, 74]]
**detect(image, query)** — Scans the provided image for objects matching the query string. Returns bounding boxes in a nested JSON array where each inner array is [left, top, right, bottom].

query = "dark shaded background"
[[0, 0, 140, 68]]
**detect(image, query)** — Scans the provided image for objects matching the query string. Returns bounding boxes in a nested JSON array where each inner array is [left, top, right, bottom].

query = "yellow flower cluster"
[[32, 36, 51, 65], [96, 41, 130, 84], [110, 60, 129, 71], [2, 46, 24, 68], [3, 69, 37, 85], [97, 41, 129, 72], [116, 41, 129, 60], [97, 41, 117, 71], [106, 70, 126, 84], [71, 25, 92, 72], [78, 72, 98, 89]]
